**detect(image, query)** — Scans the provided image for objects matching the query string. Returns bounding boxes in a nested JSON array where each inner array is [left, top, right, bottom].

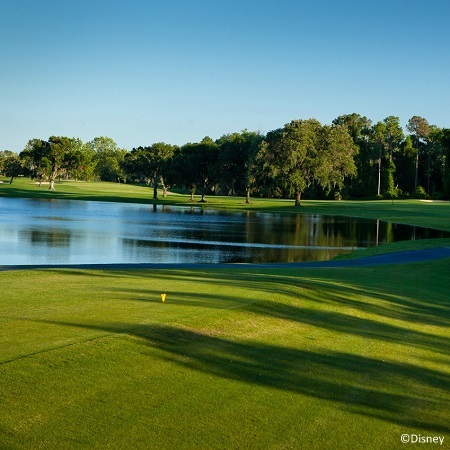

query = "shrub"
[[412, 186, 429, 199]]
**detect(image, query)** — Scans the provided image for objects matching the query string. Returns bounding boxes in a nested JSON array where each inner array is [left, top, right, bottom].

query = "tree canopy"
[[253, 119, 356, 206], [4, 113, 449, 201]]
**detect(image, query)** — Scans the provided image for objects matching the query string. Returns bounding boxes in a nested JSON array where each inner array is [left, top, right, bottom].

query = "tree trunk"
[[414, 137, 419, 190], [295, 191, 301, 207], [201, 184, 206, 202], [153, 180, 158, 200], [377, 154, 381, 196], [414, 152, 419, 191], [49, 180, 55, 191], [245, 187, 251, 204]]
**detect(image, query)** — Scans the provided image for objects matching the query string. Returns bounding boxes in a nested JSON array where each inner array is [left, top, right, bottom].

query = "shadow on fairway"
[[98, 279, 450, 356], [34, 318, 450, 434], [137, 325, 450, 435], [79, 265, 449, 354], [109, 266, 450, 323], [244, 301, 450, 356], [19, 262, 449, 433]]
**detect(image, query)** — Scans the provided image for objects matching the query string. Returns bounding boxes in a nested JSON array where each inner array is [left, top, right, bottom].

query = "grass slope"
[[1, 261, 449, 449]]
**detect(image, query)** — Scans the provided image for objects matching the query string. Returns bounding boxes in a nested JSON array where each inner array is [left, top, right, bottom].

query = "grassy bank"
[[1, 260, 449, 449]]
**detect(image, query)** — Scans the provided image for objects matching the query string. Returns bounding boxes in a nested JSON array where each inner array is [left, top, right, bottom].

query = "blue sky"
[[1, 0, 449, 152]]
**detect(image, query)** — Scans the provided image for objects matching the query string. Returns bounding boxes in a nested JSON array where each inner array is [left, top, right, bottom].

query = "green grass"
[[0, 177, 156, 204], [1, 177, 449, 448], [1, 261, 449, 449], [333, 238, 450, 260]]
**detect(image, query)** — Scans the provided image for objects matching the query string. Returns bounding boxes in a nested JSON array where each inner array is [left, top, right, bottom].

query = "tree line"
[[1, 113, 450, 204]]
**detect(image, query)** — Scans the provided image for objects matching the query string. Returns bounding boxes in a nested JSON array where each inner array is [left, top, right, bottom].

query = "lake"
[[0, 198, 448, 265]]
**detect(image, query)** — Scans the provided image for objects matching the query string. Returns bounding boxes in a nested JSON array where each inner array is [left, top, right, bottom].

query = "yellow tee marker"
[[161, 293, 166, 302]]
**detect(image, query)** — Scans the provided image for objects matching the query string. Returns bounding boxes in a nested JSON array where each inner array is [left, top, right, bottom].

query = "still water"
[[0, 198, 448, 265]]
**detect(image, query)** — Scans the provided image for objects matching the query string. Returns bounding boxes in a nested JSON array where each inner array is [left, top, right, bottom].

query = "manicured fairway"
[[1, 259, 449, 449]]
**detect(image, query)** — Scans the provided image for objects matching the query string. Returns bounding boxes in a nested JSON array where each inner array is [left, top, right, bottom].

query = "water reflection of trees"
[[21, 229, 72, 247], [10, 203, 450, 265], [121, 211, 450, 264]]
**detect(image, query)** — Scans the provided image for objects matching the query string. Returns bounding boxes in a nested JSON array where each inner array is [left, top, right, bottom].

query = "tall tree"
[[215, 130, 263, 202], [383, 116, 404, 161], [382, 116, 403, 196], [370, 117, 403, 196], [317, 124, 357, 199], [371, 121, 387, 196], [243, 133, 265, 204], [423, 126, 444, 195], [406, 116, 430, 190], [89, 137, 127, 182], [20, 139, 48, 185], [123, 142, 175, 199], [442, 129, 450, 199], [395, 136, 416, 194], [0, 150, 11, 174], [180, 137, 219, 202], [20, 136, 81, 190], [0, 151, 22, 183], [69, 140, 96, 181], [166, 146, 198, 201], [47, 136, 80, 190], [333, 114, 372, 197], [257, 119, 356, 206], [260, 119, 321, 206]]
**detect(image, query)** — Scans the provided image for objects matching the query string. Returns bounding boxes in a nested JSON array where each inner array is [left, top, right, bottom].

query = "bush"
[[412, 186, 429, 199]]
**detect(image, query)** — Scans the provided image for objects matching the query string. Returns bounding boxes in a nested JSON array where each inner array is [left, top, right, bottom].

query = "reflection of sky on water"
[[0, 198, 448, 265]]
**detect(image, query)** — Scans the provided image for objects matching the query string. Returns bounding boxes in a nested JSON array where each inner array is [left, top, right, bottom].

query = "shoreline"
[[2, 247, 450, 271]]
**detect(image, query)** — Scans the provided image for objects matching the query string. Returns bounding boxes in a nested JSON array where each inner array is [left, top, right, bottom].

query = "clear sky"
[[1, 0, 449, 152]]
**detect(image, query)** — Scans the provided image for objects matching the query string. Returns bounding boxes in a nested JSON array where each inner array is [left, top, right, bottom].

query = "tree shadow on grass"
[[79, 266, 450, 356], [243, 301, 450, 356], [94, 281, 450, 357], [34, 261, 450, 330], [34, 319, 450, 433], [105, 285, 262, 309], [109, 265, 450, 325], [18, 263, 450, 433]]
